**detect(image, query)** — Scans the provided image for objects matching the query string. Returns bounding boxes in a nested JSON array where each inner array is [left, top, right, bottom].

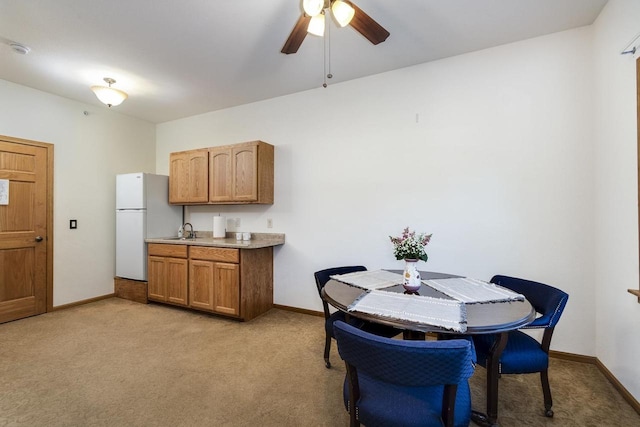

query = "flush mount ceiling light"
[[9, 42, 31, 55], [282, 0, 389, 54], [90, 77, 128, 107]]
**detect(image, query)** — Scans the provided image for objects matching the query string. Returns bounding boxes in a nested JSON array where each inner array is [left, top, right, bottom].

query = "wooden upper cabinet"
[[232, 144, 258, 201], [172, 141, 273, 205], [210, 141, 273, 204], [209, 144, 258, 202], [209, 147, 233, 202], [169, 152, 187, 203], [169, 149, 209, 204]]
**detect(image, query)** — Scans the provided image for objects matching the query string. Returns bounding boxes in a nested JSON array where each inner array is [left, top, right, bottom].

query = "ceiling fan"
[[281, 0, 390, 54]]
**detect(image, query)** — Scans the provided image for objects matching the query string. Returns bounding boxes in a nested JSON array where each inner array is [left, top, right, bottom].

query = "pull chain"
[[323, 26, 327, 88], [323, 14, 332, 88]]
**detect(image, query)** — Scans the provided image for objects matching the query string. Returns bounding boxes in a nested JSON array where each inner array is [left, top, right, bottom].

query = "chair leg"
[[346, 363, 361, 427], [324, 333, 332, 368], [350, 410, 360, 427], [541, 369, 553, 417]]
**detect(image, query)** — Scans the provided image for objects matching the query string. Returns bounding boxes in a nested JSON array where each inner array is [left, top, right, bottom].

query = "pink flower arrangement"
[[389, 227, 432, 262]]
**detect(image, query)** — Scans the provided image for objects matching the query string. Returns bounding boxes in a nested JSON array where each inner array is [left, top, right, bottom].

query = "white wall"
[[0, 79, 156, 306], [157, 27, 596, 357], [593, 0, 640, 401]]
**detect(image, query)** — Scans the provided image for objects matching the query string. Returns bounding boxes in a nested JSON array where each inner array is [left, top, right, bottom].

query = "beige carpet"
[[0, 298, 638, 426]]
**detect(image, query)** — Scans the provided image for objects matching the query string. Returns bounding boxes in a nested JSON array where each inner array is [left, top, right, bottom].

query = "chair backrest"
[[313, 265, 367, 299], [490, 275, 569, 329], [334, 320, 474, 387]]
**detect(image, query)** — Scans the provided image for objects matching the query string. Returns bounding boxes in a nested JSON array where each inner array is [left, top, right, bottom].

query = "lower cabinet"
[[147, 244, 188, 306], [189, 259, 239, 316], [147, 243, 273, 320], [189, 246, 240, 317]]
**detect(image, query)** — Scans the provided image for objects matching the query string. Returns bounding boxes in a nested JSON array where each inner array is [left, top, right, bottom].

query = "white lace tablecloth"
[[348, 290, 467, 333], [422, 277, 524, 304], [330, 269, 402, 290]]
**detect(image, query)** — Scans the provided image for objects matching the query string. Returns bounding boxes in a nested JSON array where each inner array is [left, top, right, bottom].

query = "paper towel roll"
[[213, 216, 226, 238]]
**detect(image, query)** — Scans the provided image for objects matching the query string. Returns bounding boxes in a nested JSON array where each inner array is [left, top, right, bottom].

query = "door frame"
[[636, 57, 640, 300], [0, 134, 54, 312], [632, 56, 640, 301]]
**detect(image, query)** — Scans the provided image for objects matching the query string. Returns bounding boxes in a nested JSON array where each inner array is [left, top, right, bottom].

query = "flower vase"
[[403, 259, 421, 293]]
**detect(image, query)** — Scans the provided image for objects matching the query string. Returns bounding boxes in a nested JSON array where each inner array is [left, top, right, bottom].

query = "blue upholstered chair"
[[472, 275, 569, 418], [314, 266, 400, 368], [334, 321, 475, 427]]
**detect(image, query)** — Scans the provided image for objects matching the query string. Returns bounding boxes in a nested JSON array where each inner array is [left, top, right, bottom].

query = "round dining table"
[[322, 270, 536, 427]]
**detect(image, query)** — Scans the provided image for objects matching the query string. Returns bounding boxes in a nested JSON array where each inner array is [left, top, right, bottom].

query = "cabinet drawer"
[[148, 243, 188, 258], [189, 246, 239, 263]]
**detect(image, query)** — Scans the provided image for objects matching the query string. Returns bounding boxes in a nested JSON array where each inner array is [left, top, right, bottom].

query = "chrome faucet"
[[182, 223, 194, 239]]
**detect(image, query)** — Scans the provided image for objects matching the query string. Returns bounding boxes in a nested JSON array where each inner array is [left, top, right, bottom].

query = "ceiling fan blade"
[[281, 14, 312, 54], [349, 2, 390, 45]]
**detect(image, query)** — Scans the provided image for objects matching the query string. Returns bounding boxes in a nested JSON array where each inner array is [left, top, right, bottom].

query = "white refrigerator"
[[116, 173, 182, 281]]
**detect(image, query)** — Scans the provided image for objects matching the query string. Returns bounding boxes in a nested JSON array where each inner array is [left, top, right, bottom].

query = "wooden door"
[[189, 259, 214, 311], [213, 262, 239, 316], [209, 148, 233, 202], [635, 56, 640, 301], [232, 144, 258, 202], [0, 140, 48, 323]]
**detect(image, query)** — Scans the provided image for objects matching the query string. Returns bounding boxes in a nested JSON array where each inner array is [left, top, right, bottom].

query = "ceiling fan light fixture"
[[331, 0, 355, 27], [281, 0, 389, 54], [91, 77, 128, 107], [307, 13, 325, 37], [303, 0, 324, 17]]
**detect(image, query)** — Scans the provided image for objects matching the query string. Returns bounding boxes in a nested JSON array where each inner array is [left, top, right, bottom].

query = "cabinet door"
[[189, 259, 215, 311], [169, 152, 189, 204], [209, 148, 233, 202], [166, 258, 188, 306], [148, 256, 188, 306], [214, 262, 240, 316], [148, 256, 167, 301], [169, 150, 209, 203], [188, 150, 209, 203], [232, 144, 258, 202]]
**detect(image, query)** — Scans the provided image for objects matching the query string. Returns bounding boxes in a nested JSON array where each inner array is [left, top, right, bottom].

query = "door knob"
[[35, 236, 43, 242]]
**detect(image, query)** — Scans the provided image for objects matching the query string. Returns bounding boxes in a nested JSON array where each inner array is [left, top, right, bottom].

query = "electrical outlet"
[[235, 218, 241, 228], [267, 218, 273, 228]]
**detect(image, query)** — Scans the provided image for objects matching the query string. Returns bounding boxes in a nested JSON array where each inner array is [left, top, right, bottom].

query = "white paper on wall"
[[0, 179, 8, 205]]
